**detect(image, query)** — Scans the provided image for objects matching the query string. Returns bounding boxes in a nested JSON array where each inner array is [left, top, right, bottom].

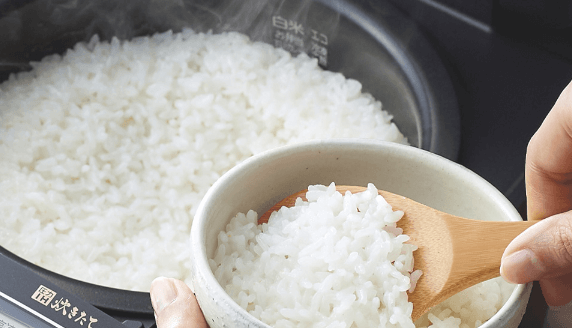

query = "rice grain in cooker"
[[0, 29, 408, 291]]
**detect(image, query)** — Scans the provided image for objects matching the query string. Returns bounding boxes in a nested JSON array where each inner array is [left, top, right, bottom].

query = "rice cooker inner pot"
[[0, 0, 459, 325]]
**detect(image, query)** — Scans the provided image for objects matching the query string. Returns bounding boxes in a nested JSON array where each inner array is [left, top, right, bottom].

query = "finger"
[[501, 211, 572, 284], [150, 277, 208, 328], [526, 80, 572, 221], [539, 273, 572, 306]]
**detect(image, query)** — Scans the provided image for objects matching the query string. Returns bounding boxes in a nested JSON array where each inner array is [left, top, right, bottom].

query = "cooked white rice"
[[212, 183, 516, 328], [0, 29, 407, 291], [415, 277, 514, 328], [212, 183, 420, 328]]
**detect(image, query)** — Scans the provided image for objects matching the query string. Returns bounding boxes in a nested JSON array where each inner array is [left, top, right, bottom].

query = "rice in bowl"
[[212, 183, 420, 328], [212, 183, 516, 328], [0, 29, 406, 291]]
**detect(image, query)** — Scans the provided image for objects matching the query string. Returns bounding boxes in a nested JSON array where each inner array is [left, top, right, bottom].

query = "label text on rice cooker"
[[31, 285, 98, 327], [272, 15, 329, 67]]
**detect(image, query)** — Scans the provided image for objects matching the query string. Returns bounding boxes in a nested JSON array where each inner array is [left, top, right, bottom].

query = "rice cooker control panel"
[[0, 253, 142, 328]]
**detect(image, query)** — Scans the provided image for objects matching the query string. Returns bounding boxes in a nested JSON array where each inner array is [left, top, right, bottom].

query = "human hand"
[[500, 80, 572, 306], [150, 277, 208, 328]]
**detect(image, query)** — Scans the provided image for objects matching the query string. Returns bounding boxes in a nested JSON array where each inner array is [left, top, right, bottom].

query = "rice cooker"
[[0, 250, 145, 328], [0, 0, 459, 327]]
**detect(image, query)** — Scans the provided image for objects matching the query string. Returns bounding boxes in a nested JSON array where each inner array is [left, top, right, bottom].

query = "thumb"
[[501, 211, 572, 284], [150, 277, 208, 328]]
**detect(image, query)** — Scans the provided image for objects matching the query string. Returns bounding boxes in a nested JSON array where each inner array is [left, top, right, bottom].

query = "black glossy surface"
[[0, 246, 156, 327], [0, 249, 138, 328]]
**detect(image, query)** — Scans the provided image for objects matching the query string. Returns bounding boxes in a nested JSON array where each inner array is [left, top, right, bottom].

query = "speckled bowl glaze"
[[190, 140, 532, 328]]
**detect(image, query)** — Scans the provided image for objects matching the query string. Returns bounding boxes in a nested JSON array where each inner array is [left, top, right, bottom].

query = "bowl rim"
[[191, 139, 531, 327]]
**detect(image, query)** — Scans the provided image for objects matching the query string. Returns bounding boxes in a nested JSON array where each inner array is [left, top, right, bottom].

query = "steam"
[[0, 0, 340, 62], [0, 0, 340, 82]]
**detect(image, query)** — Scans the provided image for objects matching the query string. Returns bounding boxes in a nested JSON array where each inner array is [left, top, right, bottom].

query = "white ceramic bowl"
[[190, 140, 532, 327]]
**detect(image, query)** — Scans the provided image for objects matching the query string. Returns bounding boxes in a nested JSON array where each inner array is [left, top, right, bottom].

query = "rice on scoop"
[[212, 183, 516, 328], [0, 29, 406, 291]]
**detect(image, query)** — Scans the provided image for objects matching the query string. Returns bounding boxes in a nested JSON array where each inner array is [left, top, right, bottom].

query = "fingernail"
[[150, 277, 178, 314], [501, 249, 545, 283]]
